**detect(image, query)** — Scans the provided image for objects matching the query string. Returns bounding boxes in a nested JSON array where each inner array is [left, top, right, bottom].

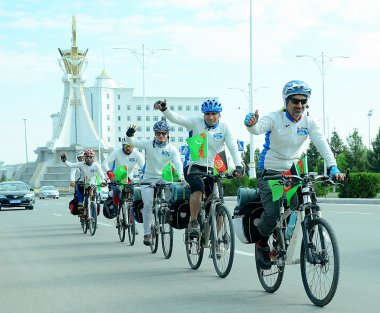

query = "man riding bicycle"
[[125, 118, 185, 246], [154, 99, 243, 237], [244, 79, 345, 269], [69, 151, 85, 206]]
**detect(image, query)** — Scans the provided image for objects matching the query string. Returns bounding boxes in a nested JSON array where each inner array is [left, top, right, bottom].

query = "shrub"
[[338, 173, 380, 198], [221, 176, 257, 196]]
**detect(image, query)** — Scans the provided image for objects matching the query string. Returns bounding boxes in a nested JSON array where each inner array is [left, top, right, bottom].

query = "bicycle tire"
[[160, 209, 173, 259], [211, 204, 235, 278], [88, 201, 97, 236], [185, 229, 204, 270], [255, 232, 285, 293], [150, 211, 159, 253], [127, 204, 136, 246], [300, 217, 340, 307], [118, 203, 126, 242], [81, 209, 88, 234]]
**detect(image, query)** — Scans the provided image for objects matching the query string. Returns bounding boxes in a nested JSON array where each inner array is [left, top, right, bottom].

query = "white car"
[[39, 186, 60, 199]]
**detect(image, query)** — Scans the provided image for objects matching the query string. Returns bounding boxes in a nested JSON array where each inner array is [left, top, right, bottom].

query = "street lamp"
[[368, 109, 374, 149], [23, 118, 29, 163], [296, 51, 349, 173], [114, 44, 171, 139]]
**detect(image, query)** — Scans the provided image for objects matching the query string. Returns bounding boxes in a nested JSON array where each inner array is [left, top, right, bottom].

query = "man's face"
[[286, 95, 307, 120], [123, 144, 133, 155], [154, 131, 168, 143], [77, 156, 84, 162], [84, 156, 94, 165], [203, 112, 220, 126]]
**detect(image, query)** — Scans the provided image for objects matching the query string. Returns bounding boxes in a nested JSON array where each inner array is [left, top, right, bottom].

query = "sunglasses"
[[204, 112, 219, 116], [155, 131, 168, 136], [288, 97, 308, 105]]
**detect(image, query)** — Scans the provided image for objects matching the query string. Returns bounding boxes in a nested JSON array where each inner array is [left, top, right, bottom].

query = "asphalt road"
[[1, 197, 380, 313]]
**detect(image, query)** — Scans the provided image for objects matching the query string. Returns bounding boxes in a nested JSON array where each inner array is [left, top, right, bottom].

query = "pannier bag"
[[168, 200, 190, 229], [103, 197, 117, 219], [170, 183, 191, 201], [69, 198, 79, 215], [133, 186, 142, 201], [237, 187, 260, 207], [132, 200, 144, 223]]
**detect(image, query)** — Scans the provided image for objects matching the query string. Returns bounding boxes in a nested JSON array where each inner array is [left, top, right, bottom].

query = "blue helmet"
[[153, 117, 169, 132], [201, 99, 222, 113], [282, 80, 312, 103]]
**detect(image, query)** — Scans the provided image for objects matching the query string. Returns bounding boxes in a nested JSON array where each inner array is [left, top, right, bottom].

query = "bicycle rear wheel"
[[211, 204, 235, 278], [81, 209, 88, 234], [88, 201, 97, 236], [150, 211, 159, 253], [160, 209, 173, 259], [127, 204, 136, 246], [185, 229, 204, 270], [300, 217, 340, 307], [118, 203, 126, 242], [255, 232, 285, 293]]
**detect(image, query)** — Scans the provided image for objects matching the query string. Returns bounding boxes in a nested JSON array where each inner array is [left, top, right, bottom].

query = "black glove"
[[60, 154, 67, 162], [155, 100, 167, 112], [126, 127, 136, 137], [234, 165, 244, 176]]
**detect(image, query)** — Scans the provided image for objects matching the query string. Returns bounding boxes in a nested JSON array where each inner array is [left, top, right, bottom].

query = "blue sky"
[[1, 0, 379, 165]]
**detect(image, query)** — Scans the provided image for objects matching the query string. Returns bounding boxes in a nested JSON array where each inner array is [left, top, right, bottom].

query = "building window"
[[146, 116, 150, 121], [118, 116, 121, 121], [107, 93, 109, 99], [127, 105, 131, 110], [170, 105, 175, 110], [118, 105, 120, 110], [127, 116, 131, 121], [118, 126, 121, 131], [137, 137, 142, 140], [153, 116, 158, 121], [146, 137, 150, 140], [107, 103, 110, 110], [170, 127, 175, 132], [186, 105, 191, 111], [108, 137, 111, 142], [178, 105, 183, 111], [178, 126, 183, 131], [146, 105, 150, 111], [118, 137, 121, 142], [107, 126, 111, 132], [137, 116, 142, 121], [118, 94, 120, 100], [171, 137, 176, 142], [194, 105, 199, 111], [137, 105, 142, 110], [146, 126, 150, 132], [107, 115, 110, 121], [178, 137, 183, 142], [137, 126, 142, 131]]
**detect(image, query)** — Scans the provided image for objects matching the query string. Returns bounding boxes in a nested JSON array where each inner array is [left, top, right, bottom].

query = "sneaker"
[[135, 229, 139, 235], [143, 235, 152, 246], [215, 244, 222, 259], [187, 220, 200, 237], [256, 240, 272, 270]]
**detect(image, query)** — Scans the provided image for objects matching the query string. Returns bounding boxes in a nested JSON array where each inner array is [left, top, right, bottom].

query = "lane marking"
[[52, 213, 63, 217], [329, 211, 373, 215], [235, 250, 255, 257], [97, 222, 113, 227]]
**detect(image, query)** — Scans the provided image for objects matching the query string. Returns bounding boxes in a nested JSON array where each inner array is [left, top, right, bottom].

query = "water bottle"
[[285, 212, 297, 240]]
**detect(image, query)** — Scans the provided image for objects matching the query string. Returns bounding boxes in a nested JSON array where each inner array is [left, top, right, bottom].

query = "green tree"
[[306, 142, 321, 172], [368, 127, 380, 172], [0, 172, 6, 182], [329, 129, 345, 158], [242, 144, 261, 175], [345, 128, 369, 172]]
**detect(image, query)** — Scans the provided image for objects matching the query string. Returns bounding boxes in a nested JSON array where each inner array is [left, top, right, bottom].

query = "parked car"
[[0, 181, 35, 210], [39, 186, 60, 199]]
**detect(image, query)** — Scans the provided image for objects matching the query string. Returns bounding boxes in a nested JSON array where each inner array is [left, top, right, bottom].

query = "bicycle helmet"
[[121, 137, 133, 147], [76, 151, 84, 158], [153, 117, 169, 133], [201, 99, 222, 113], [282, 80, 312, 105], [83, 149, 95, 157]]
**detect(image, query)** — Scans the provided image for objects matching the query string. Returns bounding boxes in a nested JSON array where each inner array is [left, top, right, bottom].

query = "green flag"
[[186, 132, 208, 160], [162, 163, 180, 182], [114, 165, 128, 184], [268, 180, 285, 201], [95, 176, 102, 191]]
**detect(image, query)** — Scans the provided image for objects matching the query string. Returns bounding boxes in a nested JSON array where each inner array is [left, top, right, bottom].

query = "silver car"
[[39, 186, 60, 199]]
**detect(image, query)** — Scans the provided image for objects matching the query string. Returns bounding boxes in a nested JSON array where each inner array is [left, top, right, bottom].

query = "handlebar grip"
[[262, 175, 284, 181]]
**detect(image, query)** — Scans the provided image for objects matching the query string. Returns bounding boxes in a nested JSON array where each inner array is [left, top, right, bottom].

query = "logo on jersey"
[[297, 127, 309, 135], [129, 158, 136, 162], [162, 151, 170, 157], [213, 133, 223, 140]]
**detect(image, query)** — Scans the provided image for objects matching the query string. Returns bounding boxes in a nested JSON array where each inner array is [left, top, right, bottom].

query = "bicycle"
[[256, 166, 349, 306], [80, 184, 99, 236], [184, 171, 235, 278], [108, 181, 137, 245], [144, 182, 174, 259]]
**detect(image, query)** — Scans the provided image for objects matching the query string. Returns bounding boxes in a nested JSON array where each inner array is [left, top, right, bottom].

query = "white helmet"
[[76, 151, 84, 158]]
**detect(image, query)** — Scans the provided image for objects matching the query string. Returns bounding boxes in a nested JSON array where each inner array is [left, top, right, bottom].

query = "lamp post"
[[23, 118, 29, 163], [368, 109, 374, 149], [114, 45, 171, 139], [296, 51, 349, 173], [248, 0, 255, 178]]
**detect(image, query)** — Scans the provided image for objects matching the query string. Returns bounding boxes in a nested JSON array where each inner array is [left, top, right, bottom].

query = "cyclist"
[[125, 118, 185, 246], [154, 99, 243, 236], [244, 79, 345, 269], [61, 149, 106, 211], [70, 151, 85, 206]]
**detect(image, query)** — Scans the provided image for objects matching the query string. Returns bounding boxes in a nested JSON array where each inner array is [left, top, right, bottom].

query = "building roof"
[[93, 70, 118, 88]]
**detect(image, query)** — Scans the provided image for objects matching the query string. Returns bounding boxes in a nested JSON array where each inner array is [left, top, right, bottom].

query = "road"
[[1, 197, 380, 313]]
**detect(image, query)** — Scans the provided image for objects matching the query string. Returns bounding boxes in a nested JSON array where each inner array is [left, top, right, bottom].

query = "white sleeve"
[[70, 168, 76, 182], [247, 113, 275, 135], [102, 150, 116, 172], [163, 108, 194, 130], [171, 146, 184, 180]]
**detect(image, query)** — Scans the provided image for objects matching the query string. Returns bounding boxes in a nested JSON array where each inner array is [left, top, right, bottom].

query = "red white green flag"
[[213, 151, 228, 174], [186, 132, 208, 160]]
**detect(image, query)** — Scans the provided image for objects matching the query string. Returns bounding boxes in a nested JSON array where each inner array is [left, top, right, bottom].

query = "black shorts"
[[184, 164, 213, 196]]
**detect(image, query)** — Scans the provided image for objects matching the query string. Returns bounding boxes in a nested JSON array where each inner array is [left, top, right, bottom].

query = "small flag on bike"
[[213, 151, 228, 174], [162, 162, 180, 182], [186, 132, 208, 160], [114, 165, 128, 184], [95, 176, 102, 191]]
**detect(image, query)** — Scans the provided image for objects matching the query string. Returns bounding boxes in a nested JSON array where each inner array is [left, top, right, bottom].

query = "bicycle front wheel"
[[211, 204, 235, 278], [81, 209, 88, 234], [150, 211, 159, 253], [300, 217, 340, 307], [88, 201, 97, 236], [185, 229, 204, 270], [118, 204, 126, 242], [127, 204, 136, 246], [160, 209, 173, 259], [255, 231, 285, 293]]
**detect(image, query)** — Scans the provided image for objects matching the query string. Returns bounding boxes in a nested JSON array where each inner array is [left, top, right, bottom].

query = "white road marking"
[[329, 211, 373, 215], [97, 222, 113, 227], [52, 213, 63, 217], [235, 250, 255, 257]]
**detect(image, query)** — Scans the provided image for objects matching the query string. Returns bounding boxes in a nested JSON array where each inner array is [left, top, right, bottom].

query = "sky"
[[0, 0, 379, 165]]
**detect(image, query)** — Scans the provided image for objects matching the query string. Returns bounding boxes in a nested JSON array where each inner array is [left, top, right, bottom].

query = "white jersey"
[[70, 167, 83, 182], [64, 161, 105, 185], [102, 148, 144, 180], [247, 109, 337, 172], [125, 137, 184, 182], [163, 109, 242, 168]]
